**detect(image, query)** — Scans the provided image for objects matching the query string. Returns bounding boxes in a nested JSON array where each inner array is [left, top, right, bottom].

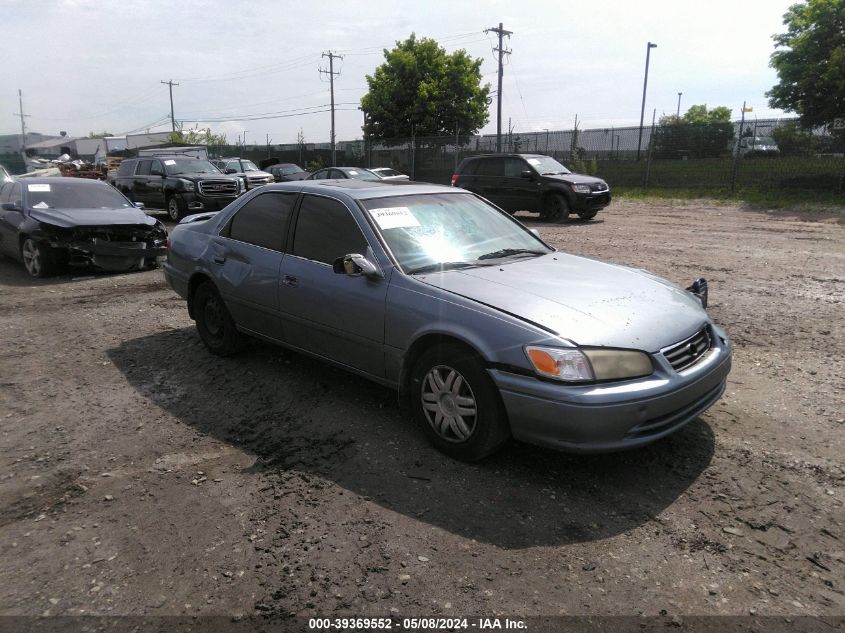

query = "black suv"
[[452, 153, 610, 221], [114, 156, 243, 221]]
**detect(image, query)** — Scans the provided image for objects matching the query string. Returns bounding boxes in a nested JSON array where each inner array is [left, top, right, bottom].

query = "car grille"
[[662, 326, 712, 372], [247, 175, 272, 186], [198, 179, 238, 197], [589, 182, 609, 192]]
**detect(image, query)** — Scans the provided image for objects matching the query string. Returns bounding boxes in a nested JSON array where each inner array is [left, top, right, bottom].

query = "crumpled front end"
[[42, 223, 168, 272]]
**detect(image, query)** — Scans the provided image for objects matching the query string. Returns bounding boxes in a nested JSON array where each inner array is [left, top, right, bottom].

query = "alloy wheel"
[[22, 240, 41, 277], [420, 365, 478, 442]]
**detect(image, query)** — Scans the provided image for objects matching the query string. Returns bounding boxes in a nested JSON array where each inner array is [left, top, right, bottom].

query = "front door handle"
[[281, 274, 298, 287], [213, 254, 226, 264]]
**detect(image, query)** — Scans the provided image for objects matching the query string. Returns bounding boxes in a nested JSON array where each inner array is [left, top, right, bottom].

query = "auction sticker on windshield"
[[164, 160, 176, 166], [370, 207, 421, 230], [27, 184, 51, 192], [526, 158, 540, 166]]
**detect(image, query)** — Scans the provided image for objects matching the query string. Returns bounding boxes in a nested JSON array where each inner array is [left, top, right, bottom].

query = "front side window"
[[362, 193, 550, 273], [504, 158, 528, 177], [227, 193, 295, 251], [135, 160, 152, 176], [292, 195, 368, 265]]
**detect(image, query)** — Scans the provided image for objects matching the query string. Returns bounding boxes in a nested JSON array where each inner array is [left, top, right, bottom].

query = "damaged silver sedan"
[[0, 177, 167, 277]]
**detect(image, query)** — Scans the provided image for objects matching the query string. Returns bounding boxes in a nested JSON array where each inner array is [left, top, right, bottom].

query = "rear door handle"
[[281, 274, 298, 287]]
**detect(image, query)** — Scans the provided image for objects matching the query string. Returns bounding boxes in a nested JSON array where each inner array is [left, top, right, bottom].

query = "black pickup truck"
[[114, 157, 244, 221]]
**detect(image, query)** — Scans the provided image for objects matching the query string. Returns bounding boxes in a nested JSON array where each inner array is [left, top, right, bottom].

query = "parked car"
[[266, 163, 310, 182], [0, 177, 166, 277], [452, 153, 610, 221], [211, 158, 274, 189], [371, 167, 409, 181], [114, 156, 243, 221], [736, 136, 780, 158], [307, 167, 380, 181], [163, 180, 730, 461]]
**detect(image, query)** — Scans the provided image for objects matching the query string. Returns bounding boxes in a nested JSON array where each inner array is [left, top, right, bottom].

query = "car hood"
[[416, 253, 706, 351], [29, 207, 157, 228], [544, 172, 606, 185], [171, 172, 238, 181]]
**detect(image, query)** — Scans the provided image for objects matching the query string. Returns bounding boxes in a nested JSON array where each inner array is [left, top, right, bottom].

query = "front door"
[[278, 193, 388, 378], [501, 157, 542, 212]]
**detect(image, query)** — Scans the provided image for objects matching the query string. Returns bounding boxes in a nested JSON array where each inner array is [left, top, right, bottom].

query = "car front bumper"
[[571, 190, 611, 212], [182, 193, 240, 211], [490, 326, 731, 452]]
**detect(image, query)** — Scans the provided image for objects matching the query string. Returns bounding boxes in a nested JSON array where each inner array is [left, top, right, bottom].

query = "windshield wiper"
[[477, 248, 548, 260], [541, 171, 569, 175], [406, 261, 476, 275]]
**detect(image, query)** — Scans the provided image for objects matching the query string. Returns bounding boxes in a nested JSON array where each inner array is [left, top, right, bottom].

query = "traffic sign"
[[833, 118, 845, 130]]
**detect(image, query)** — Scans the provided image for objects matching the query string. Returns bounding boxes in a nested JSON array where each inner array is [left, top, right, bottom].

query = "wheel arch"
[[186, 271, 214, 320]]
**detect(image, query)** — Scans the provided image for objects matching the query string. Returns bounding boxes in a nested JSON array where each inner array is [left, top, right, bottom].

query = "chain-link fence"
[[201, 117, 845, 194]]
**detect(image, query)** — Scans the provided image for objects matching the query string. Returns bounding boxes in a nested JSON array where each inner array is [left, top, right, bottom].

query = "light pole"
[[636, 41, 657, 161], [677, 92, 683, 118]]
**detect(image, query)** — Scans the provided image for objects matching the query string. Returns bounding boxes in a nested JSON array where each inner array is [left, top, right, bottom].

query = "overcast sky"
[[2, 0, 797, 144]]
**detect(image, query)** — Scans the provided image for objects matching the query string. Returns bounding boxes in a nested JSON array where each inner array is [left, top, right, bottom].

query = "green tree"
[[360, 34, 490, 139], [771, 120, 823, 155], [167, 127, 227, 145], [653, 105, 735, 158], [767, 0, 845, 127]]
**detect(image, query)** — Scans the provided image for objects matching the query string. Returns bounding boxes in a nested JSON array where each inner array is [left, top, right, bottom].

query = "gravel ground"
[[0, 198, 842, 624]]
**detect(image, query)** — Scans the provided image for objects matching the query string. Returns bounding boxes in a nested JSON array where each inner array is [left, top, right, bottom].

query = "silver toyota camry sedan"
[[163, 180, 731, 461]]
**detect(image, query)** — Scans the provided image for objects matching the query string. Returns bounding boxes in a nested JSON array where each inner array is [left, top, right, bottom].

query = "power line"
[[320, 51, 343, 166], [181, 103, 359, 123], [485, 22, 512, 152]]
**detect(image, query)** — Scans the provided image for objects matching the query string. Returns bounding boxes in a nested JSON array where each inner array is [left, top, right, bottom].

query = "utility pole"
[[676, 92, 683, 118], [485, 22, 512, 153], [161, 80, 179, 132], [320, 51, 343, 166], [636, 41, 657, 161], [13, 89, 31, 147]]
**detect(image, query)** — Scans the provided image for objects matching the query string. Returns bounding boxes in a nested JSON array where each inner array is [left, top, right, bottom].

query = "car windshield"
[[164, 159, 221, 175], [25, 182, 132, 209], [345, 169, 380, 181], [525, 156, 571, 175], [279, 165, 304, 175], [362, 193, 552, 273], [240, 160, 259, 172]]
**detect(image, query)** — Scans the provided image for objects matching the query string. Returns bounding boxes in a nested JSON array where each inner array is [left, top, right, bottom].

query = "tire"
[[577, 209, 598, 220], [21, 237, 57, 278], [542, 193, 569, 222], [167, 195, 188, 222], [410, 344, 510, 461], [193, 281, 246, 356]]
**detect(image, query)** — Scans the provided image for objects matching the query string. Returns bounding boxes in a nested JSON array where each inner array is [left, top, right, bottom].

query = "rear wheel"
[[541, 193, 569, 222], [410, 344, 510, 461], [193, 281, 246, 356], [167, 195, 188, 222], [21, 238, 57, 278]]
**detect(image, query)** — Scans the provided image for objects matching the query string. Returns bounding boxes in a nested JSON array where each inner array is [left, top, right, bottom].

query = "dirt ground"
[[0, 198, 842, 624]]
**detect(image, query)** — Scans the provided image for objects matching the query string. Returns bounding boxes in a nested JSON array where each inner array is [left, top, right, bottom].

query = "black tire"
[[577, 209, 598, 220], [410, 344, 510, 461], [167, 195, 188, 222], [21, 237, 57, 278], [193, 281, 246, 356], [542, 193, 569, 222]]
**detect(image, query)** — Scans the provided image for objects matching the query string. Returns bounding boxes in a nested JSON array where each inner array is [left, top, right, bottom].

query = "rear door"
[[474, 157, 506, 207], [277, 193, 388, 377], [133, 160, 154, 205], [209, 191, 297, 340]]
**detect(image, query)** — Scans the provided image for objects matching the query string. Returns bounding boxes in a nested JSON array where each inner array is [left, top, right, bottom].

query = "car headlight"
[[178, 179, 195, 192], [525, 346, 653, 382], [570, 184, 591, 194], [239, 177, 246, 191]]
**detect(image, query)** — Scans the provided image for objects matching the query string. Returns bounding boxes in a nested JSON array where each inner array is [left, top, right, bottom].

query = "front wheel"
[[21, 238, 57, 278], [541, 193, 569, 222], [193, 281, 247, 356], [410, 344, 510, 461], [577, 209, 598, 220], [167, 195, 188, 222]]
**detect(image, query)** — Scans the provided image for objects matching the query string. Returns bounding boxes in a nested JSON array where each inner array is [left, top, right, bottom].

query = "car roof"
[[262, 180, 457, 200], [15, 177, 111, 188]]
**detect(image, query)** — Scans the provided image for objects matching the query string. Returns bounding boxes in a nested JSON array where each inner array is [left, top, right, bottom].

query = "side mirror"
[[332, 253, 380, 278], [1, 202, 21, 211], [520, 169, 534, 180], [133, 202, 145, 209]]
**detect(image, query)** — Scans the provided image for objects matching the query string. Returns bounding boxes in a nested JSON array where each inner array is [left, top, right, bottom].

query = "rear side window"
[[117, 161, 135, 177], [135, 160, 152, 176], [293, 195, 368, 265], [460, 160, 479, 176], [476, 158, 503, 177], [228, 192, 296, 251]]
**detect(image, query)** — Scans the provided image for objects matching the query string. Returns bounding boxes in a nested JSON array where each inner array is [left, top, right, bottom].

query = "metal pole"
[[645, 108, 656, 187], [677, 92, 682, 118], [18, 89, 26, 140], [496, 24, 504, 152], [329, 54, 336, 166], [161, 80, 179, 132], [637, 42, 657, 161], [731, 101, 746, 193]]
